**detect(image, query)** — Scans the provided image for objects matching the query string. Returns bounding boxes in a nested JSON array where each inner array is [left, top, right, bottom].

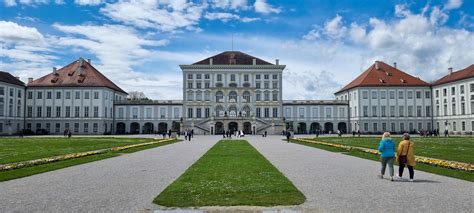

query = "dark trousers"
[[399, 164, 414, 179]]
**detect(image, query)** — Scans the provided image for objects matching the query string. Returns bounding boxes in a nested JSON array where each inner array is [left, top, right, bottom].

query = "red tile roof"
[[27, 58, 127, 94], [193, 51, 273, 65], [433, 64, 474, 85], [0, 71, 25, 87], [335, 61, 430, 94]]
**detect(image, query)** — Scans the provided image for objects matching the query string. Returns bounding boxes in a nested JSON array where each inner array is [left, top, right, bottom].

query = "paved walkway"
[[0, 136, 219, 212], [247, 135, 473, 212]]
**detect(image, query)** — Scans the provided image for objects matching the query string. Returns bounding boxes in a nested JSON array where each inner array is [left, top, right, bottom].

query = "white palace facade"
[[0, 51, 473, 135]]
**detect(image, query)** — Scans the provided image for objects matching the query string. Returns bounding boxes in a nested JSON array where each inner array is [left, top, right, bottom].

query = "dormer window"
[[379, 79, 385, 83]]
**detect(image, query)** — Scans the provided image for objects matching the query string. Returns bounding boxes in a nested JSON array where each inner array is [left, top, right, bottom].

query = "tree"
[[127, 91, 148, 100]]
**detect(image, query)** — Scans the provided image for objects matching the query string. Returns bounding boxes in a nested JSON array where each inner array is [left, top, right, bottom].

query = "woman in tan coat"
[[397, 133, 416, 181]]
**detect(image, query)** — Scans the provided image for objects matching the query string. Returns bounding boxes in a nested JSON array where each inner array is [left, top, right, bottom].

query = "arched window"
[[256, 91, 262, 101], [242, 105, 251, 117], [187, 91, 194, 101], [229, 91, 237, 102], [272, 91, 278, 101], [215, 105, 224, 117], [204, 91, 211, 101], [264, 91, 270, 101], [228, 105, 237, 117], [216, 91, 223, 102], [196, 91, 202, 101], [243, 91, 251, 102]]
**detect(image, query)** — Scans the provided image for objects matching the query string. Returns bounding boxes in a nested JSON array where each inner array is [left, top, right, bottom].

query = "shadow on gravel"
[[410, 179, 441, 183]]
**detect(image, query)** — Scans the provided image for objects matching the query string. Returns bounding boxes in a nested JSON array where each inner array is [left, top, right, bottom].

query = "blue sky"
[[1, 0, 473, 100]]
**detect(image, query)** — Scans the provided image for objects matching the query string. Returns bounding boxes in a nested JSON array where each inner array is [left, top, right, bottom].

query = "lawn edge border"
[[293, 138, 473, 172], [0, 138, 176, 171]]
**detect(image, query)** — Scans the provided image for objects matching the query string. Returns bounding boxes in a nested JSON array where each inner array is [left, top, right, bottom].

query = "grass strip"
[[0, 139, 177, 182], [291, 139, 473, 182], [154, 140, 305, 207]]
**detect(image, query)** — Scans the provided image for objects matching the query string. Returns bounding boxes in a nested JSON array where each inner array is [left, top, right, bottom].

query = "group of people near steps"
[[378, 132, 416, 182]]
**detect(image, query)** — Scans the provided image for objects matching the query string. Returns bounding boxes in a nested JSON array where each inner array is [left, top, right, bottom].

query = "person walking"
[[286, 131, 291, 143], [187, 130, 191, 142], [378, 132, 396, 181], [397, 133, 416, 181]]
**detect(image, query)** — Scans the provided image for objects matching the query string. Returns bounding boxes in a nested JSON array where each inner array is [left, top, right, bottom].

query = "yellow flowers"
[[0, 138, 176, 172], [294, 138, 474, 172]]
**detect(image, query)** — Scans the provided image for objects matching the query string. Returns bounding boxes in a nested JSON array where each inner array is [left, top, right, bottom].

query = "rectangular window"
[[187, 82, 193, 89], [470, 84, 474, 92], [372, 106, 377, 117], [66, 91, 71, 99], [435, 90, 439, 98], [84, 92, 89, 99], [55, 123, 60, 133], [196, 74, 201, 79], [408, 106, 413, 117], [273, 108, 278, 117], [452, 103, 456, 115], [363, 106, 368, 117], [462, 121, 465, 131], [47, 91, 52, 99], [416, 106, 422, 117], [461, 102, 465, 115], [196, 108, 201, 118], [146, 108, 152, 119], [46, 106, 52, 117], [264, 82, 269, 89], [416, 91, 421, 99], [65, 106, 71, 117], [205, 108, 210, 118], [187, 74, 193, 79], [27, 106, 32, 117], [407, 91, 413, 99], [256, 108, 261, 117], [37, 106, 42, 117], [204, 74, 210, 79], [381, 106, 386, 117], [55, 106, 61, 117], [390, 106, 395, 117], [364, 123, 368, 131], [264, 108, 269, 118], [373, 123, 378, 132], [398, 91, 404, 99], [0, 87, 3, 95], [256, 82, 261, 89], [205, 82, 210, 88], [230, 74, 235, 81], [132, 108, 138, 119], [264, 74, 269, 79], [273, 74, 278, 79], [217, 74, 222, 81], [160, 108, 166, 118], [0, 98, 3, 116], [55, 91, 61, 99], [391, 123, 395, 132], [188, 108, 193, 118], [94, 92, 99, 99], [451, 87, 455, 95], [426, 106, 431, 117], [272, 81, 278, 89], [399, 106, 404, 117], [75, 91, 80, 99], [92, 123, 98, 133], [380, 91, 386, 99], [244, 74, 249, 81], [196, 82, 201, 89], [37, 91, 42, 99], [84, 123, 89, 133], [362, 91, 368, 99], [453, 122, 457, 131], [256, 74, 260, 79], [372, 91, 377, 99], [93, 106, 99, 117], [84, 106, 89, 117], [443, 88, 447, 96], [28, 91, 33, 99], [389, 91, 395, 99], [75, 106, 80, 117], [74, 123, 79, 133]]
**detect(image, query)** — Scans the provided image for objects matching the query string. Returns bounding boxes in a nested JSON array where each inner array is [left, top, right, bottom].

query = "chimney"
[[87, 58, 91, 64], [210, 58, 213, 65], [393, 62, 397, 69], [252, 58, 256, 65], [276, 59, 279, 65], [53, 67, 57, 73], [375, 61, 380, 70], [448, 67, 453, 75], [28, 77, 33, 83]]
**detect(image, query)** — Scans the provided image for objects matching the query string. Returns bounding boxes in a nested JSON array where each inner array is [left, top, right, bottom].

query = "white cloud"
[[210, 0, 248, 10], [241, 17, 260, 23], [4, 0, 63, 6], [254, 0, 281, 14], [4, 0, 17, 6], [324, 15, 347, 39], [303, 28, 320, 40], [430, 6, 449, 25], [0, 21, 45, 43], [74, 0, 104, 6], [444, 0, 462, 10], [100, 0, 207, 32], [204, 12, 240, 22]]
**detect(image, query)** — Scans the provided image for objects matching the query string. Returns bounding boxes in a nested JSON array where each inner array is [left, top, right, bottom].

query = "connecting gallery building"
[[0, 51, 473, 135]]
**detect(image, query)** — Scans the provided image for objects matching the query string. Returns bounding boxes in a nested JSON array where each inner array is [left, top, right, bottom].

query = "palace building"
[[0, 51, 473, 135]]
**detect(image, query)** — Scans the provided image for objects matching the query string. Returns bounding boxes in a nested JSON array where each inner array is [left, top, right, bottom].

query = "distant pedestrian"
[[316, 129, 319, 137], [264, 131, 267, 137], [286, 131, 291, 143], [184, 131, 188, 141], [223, 131, 226, 138], [67, 130, 72, 138], [378, 132, 395, 181], [64, 128, 68, 137], [188, 130, 192, 141], [168, 130, 172, 138], [357, 130, 361, 137], [444, 129, 449, 137], [352, 130, 356, 137], [337, 130, 342, 137], [397, 133, 416, 181]]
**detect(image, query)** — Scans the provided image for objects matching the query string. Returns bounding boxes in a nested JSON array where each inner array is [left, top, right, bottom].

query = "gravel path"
[[0, 136, 219, 213], [247, 135, 473, 212]]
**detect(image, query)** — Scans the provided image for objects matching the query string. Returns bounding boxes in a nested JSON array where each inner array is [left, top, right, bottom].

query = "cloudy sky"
[[1, 0, 473, 100]]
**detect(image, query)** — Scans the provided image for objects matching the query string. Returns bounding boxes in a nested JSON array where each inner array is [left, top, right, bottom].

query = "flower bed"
[[0, 138, 176, 172], [294, 138, 474, 172]]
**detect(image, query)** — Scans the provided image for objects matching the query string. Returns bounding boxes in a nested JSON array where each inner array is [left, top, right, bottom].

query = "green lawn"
[[154, 140, 305, 207], [310, 137, 474, 164], [291, 138, 474, 182], [0, 139, 177, 182], [0, 137, 156, 164]]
